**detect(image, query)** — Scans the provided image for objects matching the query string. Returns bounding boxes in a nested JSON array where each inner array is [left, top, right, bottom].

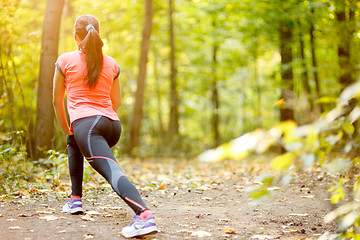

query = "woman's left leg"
[[66, 135, 84, 197], [62, 135, 84, 214], [72, 116, 148, 215]]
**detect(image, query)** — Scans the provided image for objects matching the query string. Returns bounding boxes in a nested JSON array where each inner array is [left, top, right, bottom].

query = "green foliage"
[[0, 130, 31, 194], [0, 138, 29, 194], [3, 0, 353, 156], [199, 81, 360, 237], [271, 152, 296, 171], [327, 177, 347, 204], [0, 132, 68, 197], [44, 149, 68, 184], [0, 0, 44, 147]]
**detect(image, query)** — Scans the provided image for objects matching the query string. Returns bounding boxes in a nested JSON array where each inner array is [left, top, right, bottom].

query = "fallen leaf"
[[85, 211, 101, 215], [37, 189, 49, 193], [176, 229, 192, 233], [84, 234, 95, 239], [109, 206, 122, 210], [251, 235, 274, 240], [224, 228, 237, 234], [190, 230, 212, 237], [82, 214, 95, 221], [178, 223, 190, 227], [99, 206, 122, 210], [201, 197, 212, 201], [37, 211, 53, 214], [301, 195, 314, 199], [18, 213, 31, 217], [9, 226, 21, 230], [39, 215, 58, 221], [288, 213, 309, 217], [218, 219, 231, 225], [158, 185, 165, 190]]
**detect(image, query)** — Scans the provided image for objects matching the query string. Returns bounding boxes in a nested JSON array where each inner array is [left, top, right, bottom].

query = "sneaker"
[[121, 215, 159, 238], [62, 198, 83, 215]]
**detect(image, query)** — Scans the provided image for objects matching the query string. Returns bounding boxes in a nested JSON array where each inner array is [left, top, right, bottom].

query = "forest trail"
[[0, 158, 338, 240]]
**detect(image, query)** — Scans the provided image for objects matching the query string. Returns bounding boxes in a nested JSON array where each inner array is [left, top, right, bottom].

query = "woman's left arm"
[[110, 77, 122, 112], [52, 67, 73, 135]]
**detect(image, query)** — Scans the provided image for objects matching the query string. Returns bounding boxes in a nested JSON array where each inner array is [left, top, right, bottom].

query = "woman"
[[52, 15, 158, 238]]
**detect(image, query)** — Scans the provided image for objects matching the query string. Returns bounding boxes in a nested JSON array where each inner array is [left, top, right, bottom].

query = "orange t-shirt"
[[56, 50, 120, 126]]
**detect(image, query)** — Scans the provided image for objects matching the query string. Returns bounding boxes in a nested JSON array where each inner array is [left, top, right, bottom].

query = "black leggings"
[[67, 115, 147, 215]]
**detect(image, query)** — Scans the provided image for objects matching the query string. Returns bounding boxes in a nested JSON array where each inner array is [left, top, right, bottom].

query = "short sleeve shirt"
[[56, 50, 120, 125]]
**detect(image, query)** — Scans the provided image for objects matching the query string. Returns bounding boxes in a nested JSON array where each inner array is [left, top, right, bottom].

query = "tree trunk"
[[211, 16, 220, 147], [153, 49, 165, 152], [298, 21, 311, 107], [335, 1, 357, 144], [309, 7, 322, 114], [11, 49, 33, 156], [252, 31, 262, 127], [168, 0, 179, 143], [0, 57, 3, 98], [0, 46, 15, 137], [336, 2, 355, 90], [127, 0, 153, 154], [34, 0, 64, 158], [279, 23, 294, 121], [211, 44, 220, 147]]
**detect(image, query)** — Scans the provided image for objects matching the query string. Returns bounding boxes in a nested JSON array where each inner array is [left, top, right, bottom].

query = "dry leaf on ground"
[[251, 235, 274, 240], [81, 214, 95, 221], [85, 211, 101, 215], [39, 215, 58, 221], [190, 230, 212, 237], [84, 233, 95, 239], [8, 226, 21, 230], [224, 228, 237, 234]]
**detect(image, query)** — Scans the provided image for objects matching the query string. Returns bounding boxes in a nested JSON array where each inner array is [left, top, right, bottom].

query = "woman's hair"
[[74, 15, 104, 88]]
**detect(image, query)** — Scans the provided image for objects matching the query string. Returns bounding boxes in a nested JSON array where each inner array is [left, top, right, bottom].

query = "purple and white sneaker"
[[121, 215, 159, 238], [62, 198, 83, 215]]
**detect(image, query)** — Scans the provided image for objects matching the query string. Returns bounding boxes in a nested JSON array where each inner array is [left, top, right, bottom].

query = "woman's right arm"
[[53, 67, 73, 136]]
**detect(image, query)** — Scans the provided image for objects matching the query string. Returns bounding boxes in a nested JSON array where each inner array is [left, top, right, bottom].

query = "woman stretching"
[[52, 14, 158, 238]]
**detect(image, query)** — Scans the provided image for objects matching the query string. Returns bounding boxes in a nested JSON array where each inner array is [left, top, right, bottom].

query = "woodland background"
[[1, 0, 360, 238], [1, 0, 358, 158]]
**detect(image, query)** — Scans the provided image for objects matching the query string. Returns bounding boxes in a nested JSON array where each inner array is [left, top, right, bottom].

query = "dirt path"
[[0, 159, 338, 239]]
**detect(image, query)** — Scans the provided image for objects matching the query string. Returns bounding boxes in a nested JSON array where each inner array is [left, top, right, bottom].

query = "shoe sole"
[[70, 206, 83, 215], [122, 226, 159, 238], [62, 206, 83, 215], [70, 210, 84, 215], [62, 209, 84, 214]]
